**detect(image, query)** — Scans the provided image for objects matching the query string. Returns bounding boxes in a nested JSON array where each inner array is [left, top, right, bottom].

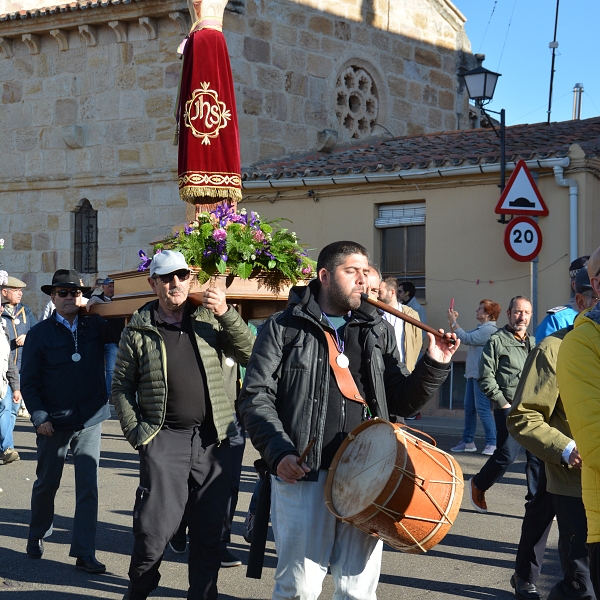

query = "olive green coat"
[[112, 300, 254, 449], [507, 328, 581, 498]]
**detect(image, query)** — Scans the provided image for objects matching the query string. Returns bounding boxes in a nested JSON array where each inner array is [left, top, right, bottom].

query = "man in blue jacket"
[[21, 269, 118, 574]]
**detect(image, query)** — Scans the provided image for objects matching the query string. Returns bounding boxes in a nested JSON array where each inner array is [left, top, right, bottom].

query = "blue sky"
[[453, 1, 600, 125]]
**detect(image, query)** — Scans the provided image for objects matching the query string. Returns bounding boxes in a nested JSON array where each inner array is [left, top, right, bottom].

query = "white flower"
[[251, 254, 256, 261], [0, 238, 4, 248], [240, 208, 247, 215]]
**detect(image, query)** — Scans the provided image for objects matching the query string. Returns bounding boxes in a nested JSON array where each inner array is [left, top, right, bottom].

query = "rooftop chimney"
[[572, 83, 583, 120]]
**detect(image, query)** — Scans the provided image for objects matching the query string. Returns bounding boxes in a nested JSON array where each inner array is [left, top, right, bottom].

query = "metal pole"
[[547, 0, 560, 123], [448, 363, 454, 410], [499, 108, 506, 223]]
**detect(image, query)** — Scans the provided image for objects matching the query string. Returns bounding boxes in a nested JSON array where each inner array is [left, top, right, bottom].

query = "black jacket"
[[238, 281, 450, 475], [21, 312, 117, 430]]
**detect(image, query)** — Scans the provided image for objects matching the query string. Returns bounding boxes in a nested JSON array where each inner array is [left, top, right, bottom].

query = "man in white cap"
[[1, 275, 36, 418], [113, 250, 254, 600]]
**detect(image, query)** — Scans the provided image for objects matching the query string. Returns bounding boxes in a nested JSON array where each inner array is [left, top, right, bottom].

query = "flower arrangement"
[[139, 204, 315, 290]]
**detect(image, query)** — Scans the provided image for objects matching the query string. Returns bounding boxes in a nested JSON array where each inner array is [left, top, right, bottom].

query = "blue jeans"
[[0, 386, 19, 452], [29, 423, 102, 558], [462, 378, 497, 445], [104, 343, 117, 398], [473, 407, 521, 492]]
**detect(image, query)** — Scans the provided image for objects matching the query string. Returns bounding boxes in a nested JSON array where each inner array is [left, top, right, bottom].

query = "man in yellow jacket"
[[558, 245, 600, 598]]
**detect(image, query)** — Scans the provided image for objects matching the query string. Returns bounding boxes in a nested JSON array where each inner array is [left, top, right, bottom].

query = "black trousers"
[[129, 426, 231, 600], [221, 413, 245, 550], [515, 456, 555, 583], [550, 494, 595, 599]]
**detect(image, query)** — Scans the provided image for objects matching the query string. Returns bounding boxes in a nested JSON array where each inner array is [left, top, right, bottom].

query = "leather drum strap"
[[324, 330, 367, 406]]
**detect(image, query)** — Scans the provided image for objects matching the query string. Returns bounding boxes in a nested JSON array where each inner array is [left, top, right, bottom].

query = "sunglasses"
[[55, 289, 82, 298], [156, 270, 191, 284]]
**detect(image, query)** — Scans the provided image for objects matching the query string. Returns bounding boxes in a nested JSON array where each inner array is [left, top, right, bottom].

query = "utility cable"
[[496, 0, 518, 71]]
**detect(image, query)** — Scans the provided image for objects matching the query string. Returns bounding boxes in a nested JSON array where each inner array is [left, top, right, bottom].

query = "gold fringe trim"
[[179, 186, 242, 205]]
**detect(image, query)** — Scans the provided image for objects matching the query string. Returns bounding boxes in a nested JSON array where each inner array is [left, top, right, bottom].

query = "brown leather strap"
[[324, 330, 367, 406]]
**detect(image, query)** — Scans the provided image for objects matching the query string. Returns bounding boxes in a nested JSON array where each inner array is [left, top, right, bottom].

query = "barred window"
[[74, 200, 98, 274], [377, 203, 425, 300]]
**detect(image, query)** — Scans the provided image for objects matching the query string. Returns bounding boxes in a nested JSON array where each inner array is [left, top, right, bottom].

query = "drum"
[[324, 419, 463, 554]]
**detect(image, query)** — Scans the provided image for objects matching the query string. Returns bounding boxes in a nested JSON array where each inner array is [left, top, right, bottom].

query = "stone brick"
[[2, 81, 22, 104], [298, 31, 320, 51], [106, 193, 128, 210], [34, 232, 51, 251], [242, 87, 263, 115], [115, 65, 137, 90], [164, 63, 181, 89], [145, 91, 176, 118], [388, 75, 408, 98], [288, 11, 307, 28], [423, 85, 437, 106], [55, 47, 87, 73], [42, 251, 58, 273], [371, 30, 390, 52], [285, 71, 308, 96], [105, 122, 128, 145], [126, 121, 155, 143], [304, 100, 328, 128], [244, 37, 270, 64], [24, 81, 42, 97], [223, 11, 246, 34], [443, 112, 457, 130], [275, 25, 297, 46], [380, 54, 405, 76], [12, 233, 32, 251], [428, 107, 443, 130], [25, 150, 44, 176], [231, 61, 254, 86], [238, 115, 256, 138], [438, 90, 455, 111], [430, 69, 453, 90], [249, 18, 272, 39], [282, 123, 309, 149], [118, 227, 135, 245], [259, 141, 285, 161], [15, 129, 38, 152], [308, 77, 327, 103], [352, 26, 369, 45], [392, 98, 411, 119], [53, 98, 78, 125], [138, 64, 164, 90], [264, 91, 287, 121], [408, 81, 422, 103], [13, 57, 34, 79], [290, 50, 306, 71], [320, 37, 345, 56], [257, 118, 283, 141], [309, 16, 334, 37], [287, 96, 305, 123], [307, 54, 333, 79], [335, 21, 351, 42], [415, 47, 442, 69], [255, 65, 284, 91], [132, 40, 159, 65], [155, 118, 176, 142], [407, 122, 425, 136], [392, 39, 413, 60], [43, 149, 67, 174], [272, 44, 289, 70], [120, 90, 145, 120]]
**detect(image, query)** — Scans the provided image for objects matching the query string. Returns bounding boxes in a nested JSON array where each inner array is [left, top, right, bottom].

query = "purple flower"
[[138, 249, 152, 271], [302, 267, 312, 275], [213, 228, 227, 242], [222, 254, 228, 262], [184, 225, 193, 235]]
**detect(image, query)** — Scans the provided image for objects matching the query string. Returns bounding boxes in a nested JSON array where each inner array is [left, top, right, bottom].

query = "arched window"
[[74, 199, 98, 273]]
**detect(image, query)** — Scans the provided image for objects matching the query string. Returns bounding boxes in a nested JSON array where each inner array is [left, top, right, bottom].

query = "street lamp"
[[460, 65, 507, 222]]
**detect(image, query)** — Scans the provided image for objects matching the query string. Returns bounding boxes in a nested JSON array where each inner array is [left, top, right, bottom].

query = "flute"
[[360, 293, 456, 345]]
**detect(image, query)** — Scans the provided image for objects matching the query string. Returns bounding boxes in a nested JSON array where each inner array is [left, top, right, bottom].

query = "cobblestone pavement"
[[0, 416, 560, 598]]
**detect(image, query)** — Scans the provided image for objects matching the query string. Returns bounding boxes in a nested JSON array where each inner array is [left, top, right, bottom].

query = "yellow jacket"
[[557, 307, 600, 542]]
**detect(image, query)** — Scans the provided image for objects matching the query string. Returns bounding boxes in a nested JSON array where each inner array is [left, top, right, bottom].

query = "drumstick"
[[361, 293, 456, 345], [297, 438, 316, 465]]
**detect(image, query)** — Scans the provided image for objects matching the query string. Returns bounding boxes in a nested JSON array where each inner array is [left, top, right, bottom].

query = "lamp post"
[[460, 66, 507, 222]]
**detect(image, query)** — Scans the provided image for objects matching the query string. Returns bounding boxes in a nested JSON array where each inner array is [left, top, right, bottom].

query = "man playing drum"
[[239, 241, 458, 599]]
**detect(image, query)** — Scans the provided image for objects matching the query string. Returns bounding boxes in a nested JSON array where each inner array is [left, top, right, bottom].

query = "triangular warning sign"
[[495, 160, 549, 216]]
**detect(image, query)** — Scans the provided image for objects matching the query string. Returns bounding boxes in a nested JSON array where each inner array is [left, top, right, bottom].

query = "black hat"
[[41, 269, 91, 295], [575, 268, 593, 294], [570, 256, 590, 279]]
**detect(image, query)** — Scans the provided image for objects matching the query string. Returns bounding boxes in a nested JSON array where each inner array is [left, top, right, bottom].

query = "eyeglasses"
[[155, 270, 191, 284], [55, 289, 82, 298]]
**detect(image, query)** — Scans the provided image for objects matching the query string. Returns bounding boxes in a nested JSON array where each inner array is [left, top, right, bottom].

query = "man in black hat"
[[20, 269, 119, 573]]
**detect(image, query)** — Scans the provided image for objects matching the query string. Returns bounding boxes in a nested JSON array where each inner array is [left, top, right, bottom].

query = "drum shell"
[[325, 419, 463, 554]]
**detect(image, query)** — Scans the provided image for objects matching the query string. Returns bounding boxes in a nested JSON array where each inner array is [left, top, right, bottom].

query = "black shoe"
[[75, 555, 106, 574], [26, 535, 43, 559], [221, 548, 242, 567], [123, 584, 148, 600], [510, 574, 541, 600]]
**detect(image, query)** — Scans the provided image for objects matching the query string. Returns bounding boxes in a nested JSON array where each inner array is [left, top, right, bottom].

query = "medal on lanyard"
[[71, 327, 81, 362], [323, 313, 350, 369], [14, 318, 20, 325]]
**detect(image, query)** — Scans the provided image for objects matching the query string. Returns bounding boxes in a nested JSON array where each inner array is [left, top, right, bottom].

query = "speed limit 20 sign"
[[504, 216, 543, 262]]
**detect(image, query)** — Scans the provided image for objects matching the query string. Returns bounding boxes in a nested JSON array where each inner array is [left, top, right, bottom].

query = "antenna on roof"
[[546, 0, 560, 124]]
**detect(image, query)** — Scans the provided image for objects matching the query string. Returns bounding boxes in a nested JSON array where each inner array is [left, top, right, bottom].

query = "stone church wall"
[[0, 0, 472, 315]]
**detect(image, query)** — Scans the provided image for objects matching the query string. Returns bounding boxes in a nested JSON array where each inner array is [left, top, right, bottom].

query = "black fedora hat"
[[41, 269, 91, 295]]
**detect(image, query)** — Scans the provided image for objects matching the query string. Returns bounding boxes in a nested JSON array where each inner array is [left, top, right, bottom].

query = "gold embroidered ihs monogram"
[[184, 82, 231, 145]]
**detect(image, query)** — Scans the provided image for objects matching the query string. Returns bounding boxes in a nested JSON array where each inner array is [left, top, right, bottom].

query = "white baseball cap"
[[149, 251, 190, 277]]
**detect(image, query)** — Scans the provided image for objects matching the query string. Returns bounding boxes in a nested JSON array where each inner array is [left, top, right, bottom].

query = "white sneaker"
[[482, 445, 496, 456], [450, 441, 477, 453]]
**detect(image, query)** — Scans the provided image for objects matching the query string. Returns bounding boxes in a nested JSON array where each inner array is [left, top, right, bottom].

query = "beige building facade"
[[0, 0, 474, 317], [241, 117, 600, 413]]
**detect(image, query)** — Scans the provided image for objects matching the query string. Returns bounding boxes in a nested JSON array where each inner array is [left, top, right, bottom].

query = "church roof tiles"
[[242, 116, 600, 182]]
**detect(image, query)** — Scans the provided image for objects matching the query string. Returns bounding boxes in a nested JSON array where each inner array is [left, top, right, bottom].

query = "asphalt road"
[[0, 416, 561, 599]]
